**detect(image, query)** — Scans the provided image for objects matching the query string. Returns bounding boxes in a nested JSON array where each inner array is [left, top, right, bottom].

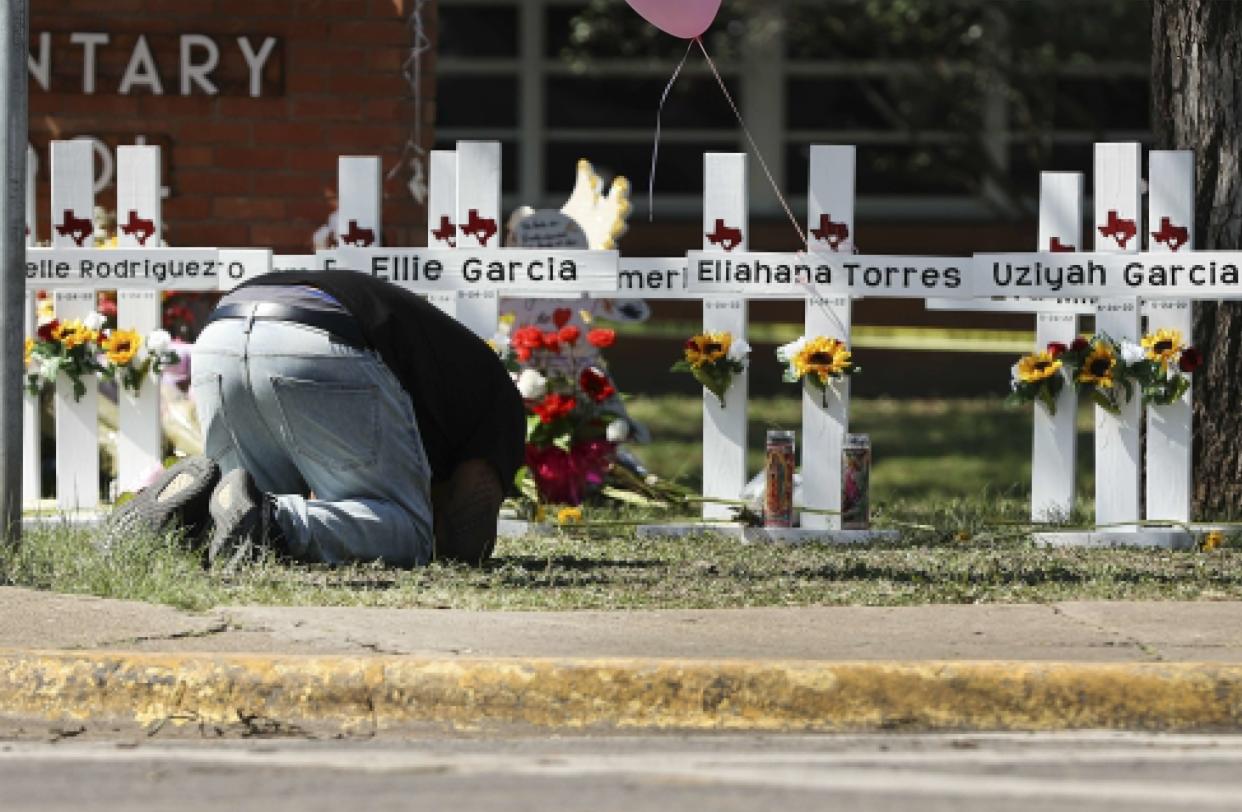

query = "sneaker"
[[207, 468, 278, 570], [102, 456, 220, 545]]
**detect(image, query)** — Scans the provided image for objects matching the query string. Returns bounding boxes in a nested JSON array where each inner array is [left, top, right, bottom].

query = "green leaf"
[[1168, 375, 1190, 403], [1037, 387, 1057, 416]]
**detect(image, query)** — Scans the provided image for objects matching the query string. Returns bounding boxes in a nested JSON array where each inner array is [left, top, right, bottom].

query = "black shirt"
[[230, 270, 525, 494]]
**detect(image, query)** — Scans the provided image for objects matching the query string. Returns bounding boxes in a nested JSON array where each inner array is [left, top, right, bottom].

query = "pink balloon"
[[624, 0, 722, 39]]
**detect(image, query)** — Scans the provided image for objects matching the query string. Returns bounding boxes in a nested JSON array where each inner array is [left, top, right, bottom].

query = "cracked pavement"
[[3, 586, 1241, 661]]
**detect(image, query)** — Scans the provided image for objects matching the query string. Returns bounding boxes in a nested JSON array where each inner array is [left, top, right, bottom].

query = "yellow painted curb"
[[2, 650, 1242, 732]]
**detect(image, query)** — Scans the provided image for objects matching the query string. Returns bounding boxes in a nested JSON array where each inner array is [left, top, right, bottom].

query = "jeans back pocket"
[[271, 376, 380, 471]]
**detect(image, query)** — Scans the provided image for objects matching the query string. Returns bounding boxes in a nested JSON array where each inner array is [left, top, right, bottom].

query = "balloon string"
[[695, 36, 807, 248], [648, 39, 695, 222]]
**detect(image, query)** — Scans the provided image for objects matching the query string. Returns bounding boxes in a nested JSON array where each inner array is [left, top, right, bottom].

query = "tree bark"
[[1152, 0, 1242, 518]]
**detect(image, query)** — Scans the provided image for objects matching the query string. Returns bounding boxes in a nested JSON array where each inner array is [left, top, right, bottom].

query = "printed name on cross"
[[619, 265, 682, 291], [28, 32, 280, 97], [363, 254, 580, 285], [462, 257, 578, 283], [991, 258, 1240, 291], [26, 256, 244, 282], [1124, 260, 1239, 287], [695, 258, 963, 289], [370, 255, 444, 282], [992, 260, 1106, 292]]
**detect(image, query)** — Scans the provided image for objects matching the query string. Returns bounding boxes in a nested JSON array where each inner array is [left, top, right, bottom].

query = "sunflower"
[[103, 329, 143, 366], [793, 336, 852, 384], [52, 320, 98, 351], [1077, 341, 1116, 388], [1016, 351, 1062, 383], [683, 332, 732, 369], [1141, 328, 1184, 369]]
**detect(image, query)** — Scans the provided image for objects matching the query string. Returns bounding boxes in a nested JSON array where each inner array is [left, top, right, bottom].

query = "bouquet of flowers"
[[1133, 328, 1202, 405], [1007, 345, 1067, 414], [25, 313, 107, 402], [507, 317, 626, 506], [1008, 329, 1204, 415], [776, 334, 860, 406], [101, 327, 180, 396], [671, 331, 750, 408]]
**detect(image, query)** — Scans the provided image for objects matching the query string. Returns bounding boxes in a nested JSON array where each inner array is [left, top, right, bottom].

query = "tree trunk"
[[1152, 0, 1242, 518]]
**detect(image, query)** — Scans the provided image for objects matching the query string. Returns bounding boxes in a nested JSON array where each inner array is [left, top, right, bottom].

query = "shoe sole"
[[104, 457, 221, 544], [207, 469, 263, 569]]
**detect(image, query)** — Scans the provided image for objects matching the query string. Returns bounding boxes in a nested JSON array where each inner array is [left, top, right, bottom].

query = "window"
[[436, 0, 1152, 221]]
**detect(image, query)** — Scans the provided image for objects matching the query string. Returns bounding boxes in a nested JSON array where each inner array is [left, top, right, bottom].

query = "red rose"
[[1046, 341, 1067, 358], [587, 328, 616, 349], [541, 330, 562, 353], [1070, 337, 1090, 352], [552, 308, 573, 329], [512, 325, 544, 355], [558, 325, 580, 345], [36, 319, 59, 342], [531, 392, 576, 424], [1178, 346, 1203, 373], [579, 366, 616, 403]]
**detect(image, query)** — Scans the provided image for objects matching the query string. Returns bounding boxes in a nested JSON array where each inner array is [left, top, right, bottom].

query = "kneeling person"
[[112, 271, 524, 568]]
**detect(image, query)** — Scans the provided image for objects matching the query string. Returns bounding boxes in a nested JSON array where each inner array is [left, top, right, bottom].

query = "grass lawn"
[[4, 396, 1238, 612], [3, 520, 1238, 613]]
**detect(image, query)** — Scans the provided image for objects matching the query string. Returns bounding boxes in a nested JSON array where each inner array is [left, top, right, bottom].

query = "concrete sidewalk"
[[2, 587, 1242, 732]]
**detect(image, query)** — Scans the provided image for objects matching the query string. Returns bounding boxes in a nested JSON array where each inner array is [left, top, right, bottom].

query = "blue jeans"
[[190, 318, 434, 567]]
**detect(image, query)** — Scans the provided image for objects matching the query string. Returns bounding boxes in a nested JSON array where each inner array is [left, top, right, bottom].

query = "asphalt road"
[[2, 731, 1241, 811]]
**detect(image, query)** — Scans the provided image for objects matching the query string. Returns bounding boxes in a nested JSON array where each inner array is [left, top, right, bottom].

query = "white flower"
[[727, 338, 751, 362], [1119, 340, 1145, 365], [775, 336, 807, 363], [38, 357, 61, 382], [516, 368, 547, 400], [83, 311, 106, 332], [605, 419, 629, 443], [146, 329, 173, 355]]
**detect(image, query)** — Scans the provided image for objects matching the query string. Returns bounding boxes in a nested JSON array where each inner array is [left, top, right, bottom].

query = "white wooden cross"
[[49, 139, 101, 511], [327, 145, 619, 312], [27, 141, 269, 512], [924, 145, 1197, 529], [1144, 150, 1194, 525], [332, 141, 510, 338], [970, 144, 1239, 545], [686, 157, 975, 530], [700, 152, 749, 521], [923, 173, 1087, 521]]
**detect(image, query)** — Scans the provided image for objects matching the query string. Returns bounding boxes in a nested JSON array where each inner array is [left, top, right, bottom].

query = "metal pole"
[[0, 0, 28, 542]]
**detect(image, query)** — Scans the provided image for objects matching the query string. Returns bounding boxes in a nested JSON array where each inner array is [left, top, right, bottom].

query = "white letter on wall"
[[237, 36, 277, 98], [119, 34, 165, 95], [28, 32, 49, 91], [179, 34, 220, 96], [70, 32, 110, 94]]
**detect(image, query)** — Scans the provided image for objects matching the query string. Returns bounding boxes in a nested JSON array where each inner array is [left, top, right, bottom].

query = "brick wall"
[[29, 0, 435, 251]]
